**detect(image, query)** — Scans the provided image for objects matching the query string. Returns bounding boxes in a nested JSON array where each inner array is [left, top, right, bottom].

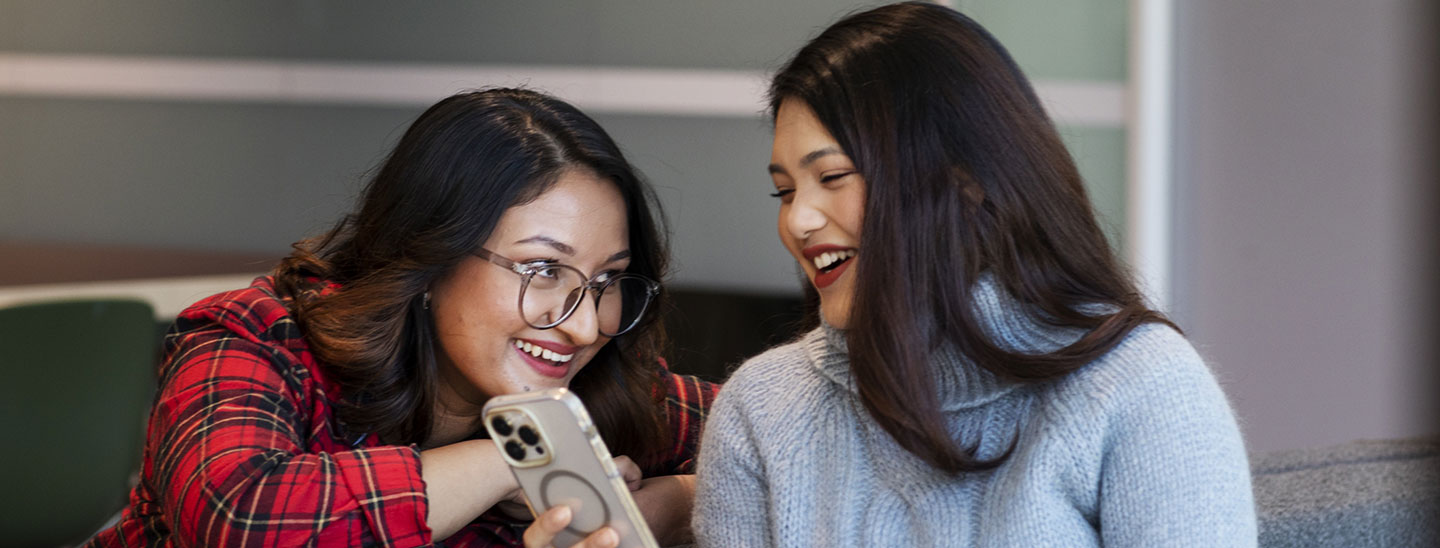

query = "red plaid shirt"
[[86, 277, 718, 547]]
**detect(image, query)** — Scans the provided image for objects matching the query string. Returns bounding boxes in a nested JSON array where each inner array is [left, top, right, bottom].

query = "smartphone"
[[482, 388, 659, 548]]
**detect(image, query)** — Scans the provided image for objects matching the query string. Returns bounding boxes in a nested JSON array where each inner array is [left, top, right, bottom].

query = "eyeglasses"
[[474, 248, 660, 337]]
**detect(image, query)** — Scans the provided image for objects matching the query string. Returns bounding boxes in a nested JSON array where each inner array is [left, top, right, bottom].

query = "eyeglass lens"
[[521, 265, 651, 336]]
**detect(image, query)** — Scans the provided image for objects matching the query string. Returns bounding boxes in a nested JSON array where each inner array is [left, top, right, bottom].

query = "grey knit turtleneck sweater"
[[693, 279, 1256, 546]]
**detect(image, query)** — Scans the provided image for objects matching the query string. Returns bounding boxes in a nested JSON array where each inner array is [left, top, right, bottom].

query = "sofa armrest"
[[1251, 437, 1440, 547]]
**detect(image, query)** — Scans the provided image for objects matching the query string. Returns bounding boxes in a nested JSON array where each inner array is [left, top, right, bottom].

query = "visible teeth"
[[514, 340, 575, 363], [813, 249, 856, 270]]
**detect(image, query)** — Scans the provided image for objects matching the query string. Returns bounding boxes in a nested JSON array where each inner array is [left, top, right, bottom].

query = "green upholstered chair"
[[0, 298, 157, 546]]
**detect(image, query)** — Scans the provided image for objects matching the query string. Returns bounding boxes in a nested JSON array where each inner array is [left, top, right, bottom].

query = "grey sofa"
[[1252, 437, 1440, 547]]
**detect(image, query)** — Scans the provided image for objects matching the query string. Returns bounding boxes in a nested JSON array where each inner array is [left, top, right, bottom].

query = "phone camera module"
[[490, 415, 514, 436], [518, 425, 540, 445], [504, 440, 527, 461]]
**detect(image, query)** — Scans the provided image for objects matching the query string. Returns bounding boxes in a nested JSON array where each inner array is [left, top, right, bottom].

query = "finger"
[[523, 505, 571, 548], [572, 527, 620, 548], [612, 455, 643, 490]]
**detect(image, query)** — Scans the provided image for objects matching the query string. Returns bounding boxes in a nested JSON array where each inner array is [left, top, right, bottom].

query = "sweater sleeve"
[[653, 371, 720, 475], [692, 370, 773, 548], [1096, 342, 1257, 547], [152, 333, 431, 547]]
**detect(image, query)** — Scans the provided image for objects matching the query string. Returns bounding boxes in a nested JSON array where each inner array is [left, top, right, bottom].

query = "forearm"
[[154, 347, 432, 545], [157, 446, 430, 546], [420, 439, 520, 541], [634, 474, 696, 546]]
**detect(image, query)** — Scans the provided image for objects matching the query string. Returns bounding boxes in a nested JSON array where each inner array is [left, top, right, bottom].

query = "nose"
[[781, 188, 827, 241], [554, 290, 601, 346]]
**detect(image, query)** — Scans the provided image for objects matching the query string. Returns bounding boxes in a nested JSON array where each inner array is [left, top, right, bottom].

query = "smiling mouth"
[[813, 249, 856, 273], [807, 247, 858, 290], [513, 339, 574, 365]]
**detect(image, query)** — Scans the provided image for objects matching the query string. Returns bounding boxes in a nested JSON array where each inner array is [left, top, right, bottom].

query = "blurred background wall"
[[1171, 0, 1436, 452], [0, 0, 1433, 455], [0, 0, 1129, 290]]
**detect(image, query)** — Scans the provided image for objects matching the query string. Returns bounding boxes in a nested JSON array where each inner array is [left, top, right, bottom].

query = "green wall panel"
[[959, 0, 1129, 81], [0, 97, 416, 251], [1, 0, 881, 70], [1059, 126, 1128, 253], [3, 1, 1123, 80]]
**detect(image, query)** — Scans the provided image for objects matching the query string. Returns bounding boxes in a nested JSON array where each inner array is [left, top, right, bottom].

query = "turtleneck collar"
[[804, 274, 1092, 411]]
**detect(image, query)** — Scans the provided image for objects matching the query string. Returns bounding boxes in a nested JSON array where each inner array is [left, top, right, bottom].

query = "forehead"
[[488, 169, 630, 254], [772, 99, 842, 161]]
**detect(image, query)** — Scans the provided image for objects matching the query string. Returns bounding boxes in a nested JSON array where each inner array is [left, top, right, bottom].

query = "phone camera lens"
[[518, 425, 540, 445], [490, 416, 513, 436], [504, 440, 526, 461]]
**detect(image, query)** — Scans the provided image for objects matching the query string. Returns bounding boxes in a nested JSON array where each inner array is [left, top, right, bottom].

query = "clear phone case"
[[482, 388, 659, 548]]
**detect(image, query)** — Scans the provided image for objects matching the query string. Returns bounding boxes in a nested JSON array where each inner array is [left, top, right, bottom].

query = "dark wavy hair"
[[770, 2, 1175, 473], [272, 88, 670, 462]]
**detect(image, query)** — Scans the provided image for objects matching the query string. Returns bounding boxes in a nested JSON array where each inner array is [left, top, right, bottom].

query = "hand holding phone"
[[483, 388, 660, 548]]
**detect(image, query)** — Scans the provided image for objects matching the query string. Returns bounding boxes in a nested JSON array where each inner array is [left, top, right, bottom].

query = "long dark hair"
[[273, 88, 670, 462], [770, 2, 1174, 473]]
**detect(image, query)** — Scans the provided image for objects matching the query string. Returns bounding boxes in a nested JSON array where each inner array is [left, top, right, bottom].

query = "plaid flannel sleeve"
[[654, 371, 721, 474], [151, 331, 431, 547]]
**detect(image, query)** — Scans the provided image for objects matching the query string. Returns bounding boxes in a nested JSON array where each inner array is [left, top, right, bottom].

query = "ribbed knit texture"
[[694, 278, 1257, 547]]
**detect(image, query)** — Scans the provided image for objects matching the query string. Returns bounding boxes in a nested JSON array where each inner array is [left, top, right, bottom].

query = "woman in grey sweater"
[[693, 3, 1256, 546]]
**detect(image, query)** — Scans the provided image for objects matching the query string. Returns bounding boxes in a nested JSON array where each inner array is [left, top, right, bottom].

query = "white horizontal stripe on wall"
[[0, 53, 1126, 126], [0, 274, 264, 321]]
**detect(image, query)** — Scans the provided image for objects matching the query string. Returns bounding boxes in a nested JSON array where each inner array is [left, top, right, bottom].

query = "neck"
[[810, 274, 1091, 410], [424, 380, 486, 449]]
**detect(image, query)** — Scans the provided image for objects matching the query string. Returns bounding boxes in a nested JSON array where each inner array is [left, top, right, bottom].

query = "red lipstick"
[[801, 244, 858, 290]]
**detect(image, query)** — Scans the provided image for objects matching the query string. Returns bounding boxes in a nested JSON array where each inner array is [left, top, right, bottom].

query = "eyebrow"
[[516, 235, 574, 255], [767, 146, 845, 175], [515, 235, 631, 264]]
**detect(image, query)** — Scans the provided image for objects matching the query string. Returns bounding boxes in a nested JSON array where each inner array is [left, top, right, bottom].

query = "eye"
[[820, 171, 854, 183], [523, 260, 563, 278], [769, 188, 794, 200]]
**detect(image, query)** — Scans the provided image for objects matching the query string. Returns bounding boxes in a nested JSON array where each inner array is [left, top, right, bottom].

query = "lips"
[[801, 244, 858, 290], [512, 338, 576, 379]]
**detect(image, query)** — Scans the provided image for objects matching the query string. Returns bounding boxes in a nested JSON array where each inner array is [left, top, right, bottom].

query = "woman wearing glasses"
[[692, 3, 1255, 546], [88, 88, 714, 547]]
